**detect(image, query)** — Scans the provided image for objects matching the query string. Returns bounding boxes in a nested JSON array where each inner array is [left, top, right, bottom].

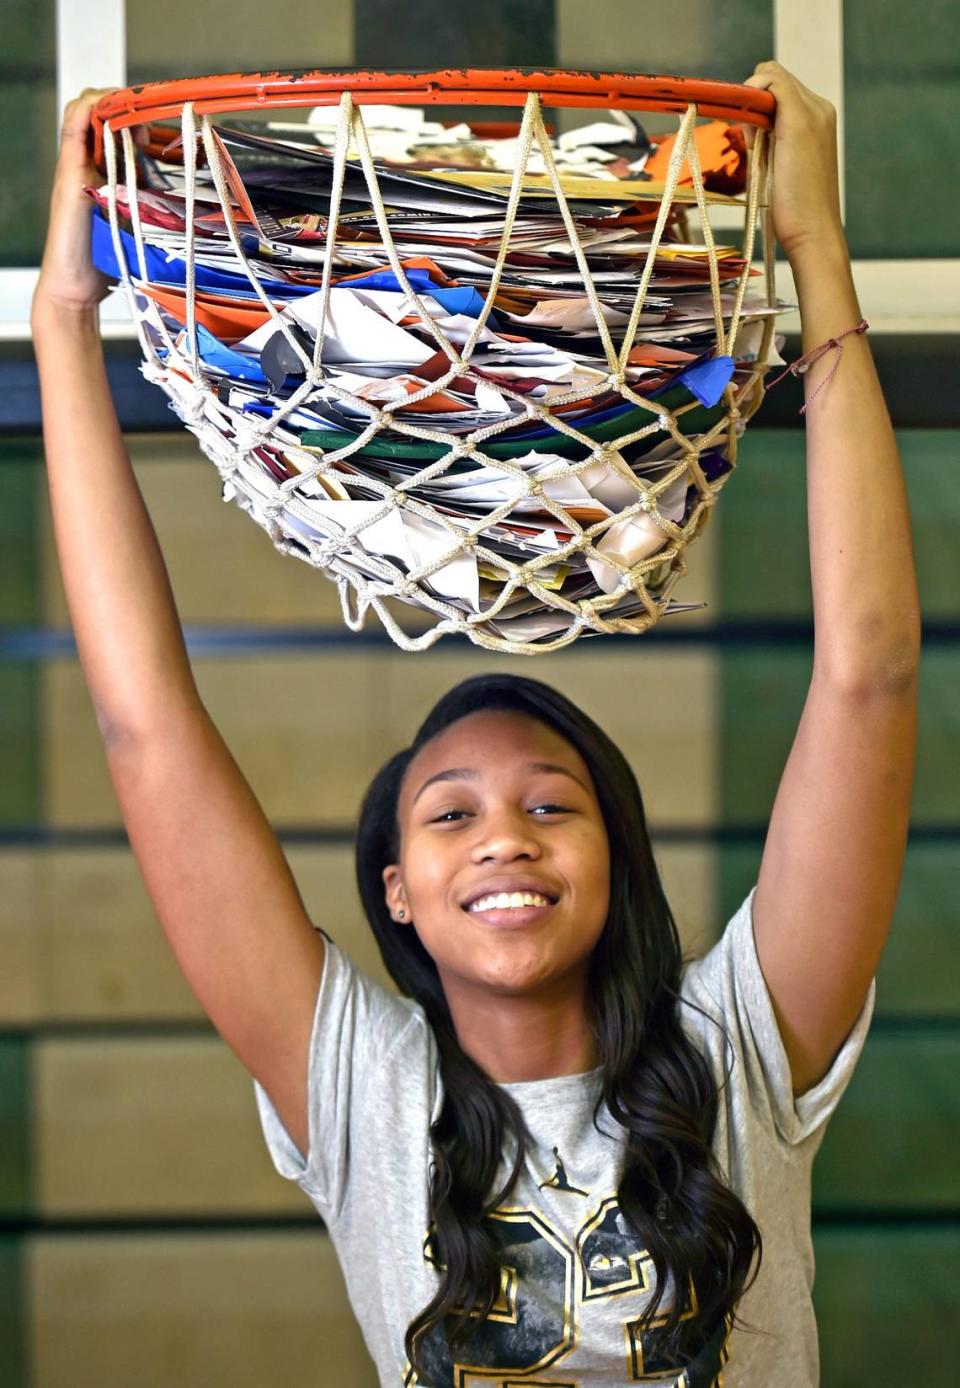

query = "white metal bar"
[[56, 0, 126, 120], [774, 0, 846, 221], [8, 3, 129, 337], [0, 271, 135, 339], [772, 258, 960, 336]]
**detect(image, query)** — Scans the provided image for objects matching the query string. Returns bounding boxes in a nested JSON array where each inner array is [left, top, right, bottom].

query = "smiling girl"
[[32, 61, 919, 1387]]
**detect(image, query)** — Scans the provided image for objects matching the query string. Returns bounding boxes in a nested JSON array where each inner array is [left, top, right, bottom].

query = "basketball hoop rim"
[[90, 66, 775, 168]]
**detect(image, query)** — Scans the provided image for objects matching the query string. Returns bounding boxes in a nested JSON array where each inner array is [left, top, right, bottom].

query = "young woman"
[[32, 61, 919, 1386]]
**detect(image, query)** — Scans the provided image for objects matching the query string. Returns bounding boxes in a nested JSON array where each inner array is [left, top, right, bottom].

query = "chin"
[[476, 951, 581, 995]]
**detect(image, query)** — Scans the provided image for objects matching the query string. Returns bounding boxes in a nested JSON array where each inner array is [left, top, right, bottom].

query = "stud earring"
[[397, 908, 406, 921]]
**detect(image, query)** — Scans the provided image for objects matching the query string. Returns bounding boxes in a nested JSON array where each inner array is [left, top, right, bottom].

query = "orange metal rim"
[[91, 66, 775, 168]]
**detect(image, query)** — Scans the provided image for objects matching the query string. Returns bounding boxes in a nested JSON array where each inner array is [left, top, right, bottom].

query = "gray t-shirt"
[[255, 886, 875, 1386]]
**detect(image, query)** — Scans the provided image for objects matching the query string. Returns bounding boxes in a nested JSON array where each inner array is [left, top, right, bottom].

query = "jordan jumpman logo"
[[539, 1146, 588, 1196]]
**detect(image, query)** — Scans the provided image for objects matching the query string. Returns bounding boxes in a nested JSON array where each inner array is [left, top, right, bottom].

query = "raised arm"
[[741, 63, 921, 1097], [31, 91, 324, 1154]]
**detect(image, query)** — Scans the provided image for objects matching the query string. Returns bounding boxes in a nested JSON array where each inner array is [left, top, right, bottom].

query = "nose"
[[470, 810, 542, 864]]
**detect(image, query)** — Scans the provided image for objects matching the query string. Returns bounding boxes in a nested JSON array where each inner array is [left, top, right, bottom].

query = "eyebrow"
[[411, 761, 590, 807]]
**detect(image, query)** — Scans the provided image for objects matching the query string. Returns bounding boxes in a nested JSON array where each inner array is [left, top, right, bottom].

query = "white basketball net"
[[101, 87, 777, 653]]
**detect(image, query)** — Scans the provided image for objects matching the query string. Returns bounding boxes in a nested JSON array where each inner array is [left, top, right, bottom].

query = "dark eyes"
[[430, 804, 571, 824]]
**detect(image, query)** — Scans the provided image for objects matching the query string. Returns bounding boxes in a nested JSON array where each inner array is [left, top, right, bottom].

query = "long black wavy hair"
[[355, 673, 763, 1381]]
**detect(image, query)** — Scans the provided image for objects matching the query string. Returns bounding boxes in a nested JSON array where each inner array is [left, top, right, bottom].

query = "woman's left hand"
[[743, 60, 846, 261]]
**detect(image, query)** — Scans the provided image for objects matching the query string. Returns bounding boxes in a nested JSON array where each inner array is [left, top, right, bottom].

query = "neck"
[[441, 972, 599, 1083]]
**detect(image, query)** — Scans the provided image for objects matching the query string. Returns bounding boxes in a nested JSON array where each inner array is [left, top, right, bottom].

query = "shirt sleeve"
[[252, 934, 426, 1219], [679, 885, 876, 1151]]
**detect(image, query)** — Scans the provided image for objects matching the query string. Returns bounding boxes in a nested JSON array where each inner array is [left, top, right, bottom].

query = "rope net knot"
[[98, 76, 784, 653]]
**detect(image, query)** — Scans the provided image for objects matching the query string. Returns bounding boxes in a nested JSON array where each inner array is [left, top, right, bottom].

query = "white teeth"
[[468, 891, 551, 913]]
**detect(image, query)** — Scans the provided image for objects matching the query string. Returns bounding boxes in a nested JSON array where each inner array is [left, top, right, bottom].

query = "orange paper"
[[141, 284, 271, 341], [643, 121, 748, 196]]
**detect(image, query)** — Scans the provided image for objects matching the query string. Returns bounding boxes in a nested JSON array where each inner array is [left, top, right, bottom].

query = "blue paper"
[[336, 270, 499, 325], [677, 355, 735, 408], [340, 266, 436, 295], [432, 285, 497, 324], [192, 325, 267, 383], [92, 215, 500, 325], [91, 215, 312, 297], [152, 327, 269, 385]]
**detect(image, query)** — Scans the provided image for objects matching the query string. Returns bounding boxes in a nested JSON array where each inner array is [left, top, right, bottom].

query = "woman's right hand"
[[33, 88, 118, 318]]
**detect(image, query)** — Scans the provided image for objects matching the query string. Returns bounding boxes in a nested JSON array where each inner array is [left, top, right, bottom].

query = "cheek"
[[572, 822, 610, 879], [570, 849, 610, 959], [401, 834, 459, 913], [403, 844, 468, 968]]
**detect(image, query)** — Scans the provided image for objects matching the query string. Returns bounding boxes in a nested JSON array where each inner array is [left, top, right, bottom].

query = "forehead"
[[401, 709, 592, 803]]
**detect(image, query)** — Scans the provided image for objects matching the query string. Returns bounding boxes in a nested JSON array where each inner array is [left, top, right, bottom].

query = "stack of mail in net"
[[90, 99, 789, 647]]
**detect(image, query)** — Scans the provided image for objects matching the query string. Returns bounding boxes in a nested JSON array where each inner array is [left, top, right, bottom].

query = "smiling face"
[[382, 709, 611, 1015]]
